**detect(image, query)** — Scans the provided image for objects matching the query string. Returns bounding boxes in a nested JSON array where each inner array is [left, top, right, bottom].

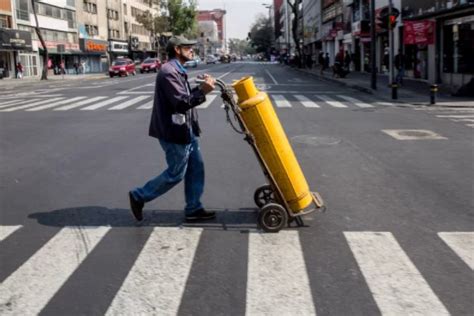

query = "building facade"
[[197, 9, 226, 54]]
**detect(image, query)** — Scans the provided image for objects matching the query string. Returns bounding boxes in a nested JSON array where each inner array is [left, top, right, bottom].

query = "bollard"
[[430, 84, 438, 105], [391, 83, 398, 100]]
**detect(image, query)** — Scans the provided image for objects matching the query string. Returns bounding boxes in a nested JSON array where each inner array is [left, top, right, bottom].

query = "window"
[[108, 9, 119, 20], [109, 29, 120, 39], [0, 15, 11, 28], [16, 0, 30, 21], [123, 4, 127, 15], [85, 24, 99, 36], [83, 1, 97, 14], [124, 22, 129, 34]]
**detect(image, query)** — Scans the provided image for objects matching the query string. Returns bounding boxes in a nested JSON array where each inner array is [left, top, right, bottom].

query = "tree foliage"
[[228, 38, 251, 56], [248, 14, 274, 54], [287, 0, 302, 58]]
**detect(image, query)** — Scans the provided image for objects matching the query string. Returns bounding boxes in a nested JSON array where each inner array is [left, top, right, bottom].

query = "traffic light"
[[378, 7, 400, 30]]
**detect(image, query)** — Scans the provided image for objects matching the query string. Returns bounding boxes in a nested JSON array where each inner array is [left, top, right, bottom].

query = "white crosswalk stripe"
[[0, 99, 27, 107], [247, 231, 316, 315], [294, 94, 320, 108], [108, 96, 150, 110], [105, 227, 202, 316], [338, 95, 374, 108], [436, 114, 474, 118], [137, 100, 154, 109], [0, 100, 29, 109], [26, 97, 87, 111], [0, 98, 64, 112], [0, 225, 21, 242], [196, 94, 218, 109], [438, 232, 474, 270], [0, 226, 110, 315], [54, 96, 108, 111], [272, 94, 292, 107], [314, 95, 347, 108], [344, 232, 449, 315], [81, 96, 128, 110]]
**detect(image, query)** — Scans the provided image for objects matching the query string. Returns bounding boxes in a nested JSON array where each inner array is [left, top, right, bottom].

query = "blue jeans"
[[131, 135, 204, 215]]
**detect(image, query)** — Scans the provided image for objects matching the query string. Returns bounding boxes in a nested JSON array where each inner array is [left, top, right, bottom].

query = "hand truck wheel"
[[257, 203, 288, 233], [254, 184, 276, 208]]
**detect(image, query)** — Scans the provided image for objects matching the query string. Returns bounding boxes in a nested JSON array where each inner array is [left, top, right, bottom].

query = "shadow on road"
[[28, 206, 260, 231]]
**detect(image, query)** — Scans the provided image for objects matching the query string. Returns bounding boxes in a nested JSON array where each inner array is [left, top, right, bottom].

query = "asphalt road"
[[0, 62, 473, 316]]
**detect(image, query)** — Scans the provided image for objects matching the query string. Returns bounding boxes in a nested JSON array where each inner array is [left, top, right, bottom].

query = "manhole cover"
[[291, 135, 341, 146]]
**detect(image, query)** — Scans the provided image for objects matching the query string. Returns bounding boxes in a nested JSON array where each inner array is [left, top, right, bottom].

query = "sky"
[[196, 0, 271, 40]]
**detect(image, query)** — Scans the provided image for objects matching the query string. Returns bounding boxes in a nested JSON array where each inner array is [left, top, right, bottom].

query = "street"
[[0, 62, 473, 315]]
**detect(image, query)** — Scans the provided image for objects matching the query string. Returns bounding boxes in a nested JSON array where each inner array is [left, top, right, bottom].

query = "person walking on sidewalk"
[[128, 35, 216, 222], [395, 49, 405, 85], [16, 62, 23, 79]]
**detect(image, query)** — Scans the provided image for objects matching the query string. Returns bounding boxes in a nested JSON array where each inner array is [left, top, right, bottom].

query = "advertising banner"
[[404, 20, 435, 45]]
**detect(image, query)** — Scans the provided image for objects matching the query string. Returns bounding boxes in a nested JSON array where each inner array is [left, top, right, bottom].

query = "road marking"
[[196, 94, 218, 109], [26, 97, 87, 111], [438, 232, 474, 270], [137, 100, 154, 109], [54, 96, 108, 111], [450, 118, 474, 122], [344, 232, 449, 315], [0, 226, 110, 315], [436, 115, 474, 118], [81, 96, 128, 110], [246, 231, 316, 315], [314, 95, 347, 108], [265, 69, 278, 84], [218, 71, 233, 80], [338, 95, 374, 108], [105, 227, 202, 316], [108, 96, 150, 110], [0, 99, 27, 106], [415, 107, 474, 112], [377, 101, 396, 106], [0, 100, 29, 109], [272, 94, 292, 107], [0, 225, 22, 242], [294, 94, 320, 108], [382, 129, 447, 140], [0, 98, 64, 112]]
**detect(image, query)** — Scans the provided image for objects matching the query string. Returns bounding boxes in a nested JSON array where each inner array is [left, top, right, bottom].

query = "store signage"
[[404, 20, 435, 45], [80, 39, 108, 53], [0, 28, 32, 51], [43, 41, 80, 51], [110, 41, 129, 53]]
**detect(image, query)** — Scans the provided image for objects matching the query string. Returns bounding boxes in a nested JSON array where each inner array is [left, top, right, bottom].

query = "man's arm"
[[161, 71, 206, 114]]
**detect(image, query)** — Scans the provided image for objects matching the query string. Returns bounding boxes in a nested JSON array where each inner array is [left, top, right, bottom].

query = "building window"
[[83, 1, 97, 14], [123, 4, 127, 15], [109, 29, 120, 39], [108, 9, 119, 20], [124, 22, 129, 34], [85, 24, 99, 36], [0, 15, 11, 28], [15, 0, 30, 21]]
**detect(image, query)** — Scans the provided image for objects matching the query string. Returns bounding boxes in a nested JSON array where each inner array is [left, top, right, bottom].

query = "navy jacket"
[[148, 59, 206, 144]]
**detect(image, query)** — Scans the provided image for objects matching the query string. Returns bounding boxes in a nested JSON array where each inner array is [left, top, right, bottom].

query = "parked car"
[[184, 58, 198, 68], [109, 59, 136, 77], [206, 55, 218, 64], [140, 58, 161, 73]]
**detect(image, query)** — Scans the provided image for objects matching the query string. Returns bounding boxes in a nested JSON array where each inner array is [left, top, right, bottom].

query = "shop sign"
[[0, 28, 32, 51], [404, 20, 435, 45], [80, 39, 108, 53], [110, 41, 129, 53]]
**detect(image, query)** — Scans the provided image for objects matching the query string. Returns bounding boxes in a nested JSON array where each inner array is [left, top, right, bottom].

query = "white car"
[[206, 55, 218, 64], [184, 58, 198, 68]]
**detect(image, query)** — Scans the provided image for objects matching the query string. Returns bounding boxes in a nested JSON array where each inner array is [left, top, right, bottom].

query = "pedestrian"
[[81, 60, 86, 74], [395, 49, 405, 85], [305, 53, 313, 69], [73, 62, 79, 75], [344, 50, 352, 70], [16, 62, 23, 79], [128, 35, 216, 222], [60, 60, 65, 75], [323, 53, 330, 75]]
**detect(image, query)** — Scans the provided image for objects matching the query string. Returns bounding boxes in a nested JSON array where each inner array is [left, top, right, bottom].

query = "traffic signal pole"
[[389, 0, 394, 86], [370, 0, 376, 90]]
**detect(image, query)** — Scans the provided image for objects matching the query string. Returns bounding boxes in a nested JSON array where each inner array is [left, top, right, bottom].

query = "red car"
[[109, 59, 136, 77], [140, 58, 161, 73]]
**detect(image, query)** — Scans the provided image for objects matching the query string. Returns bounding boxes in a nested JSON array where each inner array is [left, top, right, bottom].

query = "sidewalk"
[[0, 73, 108, 88], [291, 65, 474, 107]]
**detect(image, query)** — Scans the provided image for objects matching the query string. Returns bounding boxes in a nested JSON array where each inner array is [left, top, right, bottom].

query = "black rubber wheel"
[[254, 184, 276, 208], [258, 203, 288, 233]]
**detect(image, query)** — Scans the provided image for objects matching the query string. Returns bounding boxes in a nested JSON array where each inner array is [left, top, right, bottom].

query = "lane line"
[[105, 227, 202, 316], [338, 95, 374, 108], [344, 232, 449, 315], [108, 96, 150, 110], [0, 98, 64, 112], [0, 225, 22, 242], [265, 69, 278, 84], [137, 100, 154, 109], [438, 232, 474, 270], [54, 96, 107, 111], [81, 96, 128, 110], [196, 94, 217, 109], [272, 94, 292, 108], [0, 226, 110, 315], [26, 97, 87, 111], [314, 95, 347, 108], [217, 71, 233, 80], [294, 94, 320, 108], [436, 115, 474, 118], [247, 231, 316, 315]]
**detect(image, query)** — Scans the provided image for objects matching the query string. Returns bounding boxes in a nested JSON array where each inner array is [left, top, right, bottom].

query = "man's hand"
[[198, 74, 215, 94]]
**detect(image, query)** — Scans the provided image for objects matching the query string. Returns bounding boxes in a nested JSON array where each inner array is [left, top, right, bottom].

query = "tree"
[[287, 0, 302, 65], [248, 14, 274, 55], [228, 38, 251, 57], [31, 0, 48, 80]]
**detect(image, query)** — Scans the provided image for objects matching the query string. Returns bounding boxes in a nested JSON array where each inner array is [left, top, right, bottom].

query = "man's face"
[[175, 45, 194, 61]]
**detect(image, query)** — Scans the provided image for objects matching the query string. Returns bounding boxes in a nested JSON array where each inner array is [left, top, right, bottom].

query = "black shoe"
[[185, 208, 216, 221], [129, 191, 144, 221]]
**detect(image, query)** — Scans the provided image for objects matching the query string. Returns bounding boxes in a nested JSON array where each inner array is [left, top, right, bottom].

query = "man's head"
[[166, 35, 197, 64]]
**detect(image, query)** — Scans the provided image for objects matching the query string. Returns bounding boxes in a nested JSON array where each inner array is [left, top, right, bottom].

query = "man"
[[129, 35, 216, 222], [394, 49, 405, 85]]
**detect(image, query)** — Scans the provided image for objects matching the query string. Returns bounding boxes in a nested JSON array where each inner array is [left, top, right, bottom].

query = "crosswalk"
[[0, 224, 472, 315], [0, 93, 380, 113], [414, 106, 474, 128]]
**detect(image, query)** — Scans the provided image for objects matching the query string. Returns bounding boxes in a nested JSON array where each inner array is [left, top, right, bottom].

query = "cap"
[[167, 35, 197, 49]]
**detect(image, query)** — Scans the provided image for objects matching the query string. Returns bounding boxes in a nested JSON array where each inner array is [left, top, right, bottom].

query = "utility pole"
[[388, 0, 394, 85], [370, 0, 376, 90]]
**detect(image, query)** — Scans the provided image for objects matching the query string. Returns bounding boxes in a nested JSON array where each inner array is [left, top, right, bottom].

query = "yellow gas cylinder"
[[232, 76, 313, 212]]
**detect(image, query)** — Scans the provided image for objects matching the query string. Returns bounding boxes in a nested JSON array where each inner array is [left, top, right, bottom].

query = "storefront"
[[0, 28, 32, 78], [38, 41, 82, 75], [109, 40, 129, 62], [79, 38, 108, 73]]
